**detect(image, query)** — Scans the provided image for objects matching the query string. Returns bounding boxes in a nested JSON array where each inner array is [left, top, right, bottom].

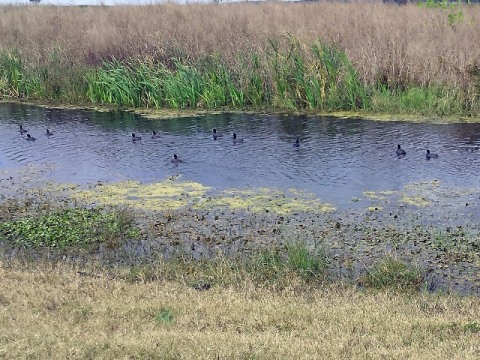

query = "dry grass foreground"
[[0, 264, 479, 359], [0, 2, 479, 88]]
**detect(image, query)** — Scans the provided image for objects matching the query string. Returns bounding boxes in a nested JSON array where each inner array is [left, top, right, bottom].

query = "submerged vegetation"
[[1, 2, 480, 117]]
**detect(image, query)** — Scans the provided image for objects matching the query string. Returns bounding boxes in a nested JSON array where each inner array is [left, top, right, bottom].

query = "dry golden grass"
[[1, 2, 480, 88], [1, 262, 479, 359]]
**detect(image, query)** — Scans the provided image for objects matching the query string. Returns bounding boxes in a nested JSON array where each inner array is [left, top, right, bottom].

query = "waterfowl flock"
[[18, 125, 51, 141], [15, 123, 440, 163]]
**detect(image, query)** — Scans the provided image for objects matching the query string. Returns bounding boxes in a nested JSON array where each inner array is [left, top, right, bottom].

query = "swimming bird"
[[19, 125, 27, 134], [426, 150, 438, 159], [212, 129, 223, 139], [232, 133, 244, 144], [25, 134, 36, 141], [45, 129, 53, 136], [171, 154, 183, 164], [293, 138, 300, 148], [151, 131, 160, 139], [132, 133, 142, 141], [396, 144, 406, 156]]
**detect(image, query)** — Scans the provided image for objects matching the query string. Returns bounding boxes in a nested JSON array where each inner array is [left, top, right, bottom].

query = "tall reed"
[[1, 3, 480, 115], [84, 38, 367, 112], [0, 51, 43, 98]]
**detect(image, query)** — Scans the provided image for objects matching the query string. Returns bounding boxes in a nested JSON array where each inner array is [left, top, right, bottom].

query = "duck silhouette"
[[19, 125, 27, 134], [132, 133, 142, 141], [151, 131, 160, 139], [25, 134, 36, 141], [232, 133, 244, 144], [396, 144, 406, 156], [426, 149, 438, 159], [45, 129, 53, 136], [212, 129, 223, 139], [171, 154, 183, 164], [293, 138, 300, 148]]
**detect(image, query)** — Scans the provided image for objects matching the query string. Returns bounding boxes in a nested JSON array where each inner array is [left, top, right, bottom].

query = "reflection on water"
[[1, 103, 480, 208]]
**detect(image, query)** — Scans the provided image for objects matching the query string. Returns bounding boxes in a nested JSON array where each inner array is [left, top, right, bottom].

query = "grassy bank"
[[1, 177, 479, 357], [1, 263, 479, 359], [1, 177, 479, 295], [1, 2, 480, 117]]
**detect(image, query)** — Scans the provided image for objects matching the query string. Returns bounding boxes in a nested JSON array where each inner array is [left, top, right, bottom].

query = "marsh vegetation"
[[0, 192, 479, 358], [0, 172, 479, 295], [0, 166, 479, 358], [1, 2, 480, 116], [1, 3, 480, 357]]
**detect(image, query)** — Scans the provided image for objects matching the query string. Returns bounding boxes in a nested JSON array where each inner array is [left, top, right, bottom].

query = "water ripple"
[[1, 104, 480, 207]]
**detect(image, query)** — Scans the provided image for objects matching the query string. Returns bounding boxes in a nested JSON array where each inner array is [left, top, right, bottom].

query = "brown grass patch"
[[0, 262, 479, 359]]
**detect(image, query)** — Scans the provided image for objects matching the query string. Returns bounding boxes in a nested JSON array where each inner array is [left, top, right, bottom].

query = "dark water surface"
[[1, 103, 480, 208]]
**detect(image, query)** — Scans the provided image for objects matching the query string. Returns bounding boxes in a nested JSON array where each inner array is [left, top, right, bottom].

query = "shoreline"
[[3, 99, 480, 124], [1, 166, 479, 296]]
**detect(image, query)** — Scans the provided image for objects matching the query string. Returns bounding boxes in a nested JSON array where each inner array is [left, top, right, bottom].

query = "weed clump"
[[360, 256, 423, 291], [248, 241, 329, 286], [0, 206, 140, 250], [155, 308, 174, 325]]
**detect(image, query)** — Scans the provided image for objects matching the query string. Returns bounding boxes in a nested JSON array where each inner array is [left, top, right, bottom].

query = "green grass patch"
[[463, 322, 480, 333], [360, 256, 423, 291], [249, 241, 328, 285], [445, 321, 480, 334], [369, 84, 468, 117], [155, 308, 174, 325], [121, 241, 329, 290], [285, 241, 328, 280], [0, 207, 140, 250]]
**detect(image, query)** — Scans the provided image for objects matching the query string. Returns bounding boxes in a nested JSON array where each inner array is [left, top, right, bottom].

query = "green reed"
[[199, 56, 244, 108], [161, 61, 201, 108], [370, 84, 469, 116], [268, 36, 367, 111], [0, 51, 44, 98], [1, 35, 479, 117], [86, 59, 141, 107], [84, 38, 367, 111]]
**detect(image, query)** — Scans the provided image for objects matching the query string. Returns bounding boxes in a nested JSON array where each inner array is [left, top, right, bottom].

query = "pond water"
[[1, 103, 480, 209]]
